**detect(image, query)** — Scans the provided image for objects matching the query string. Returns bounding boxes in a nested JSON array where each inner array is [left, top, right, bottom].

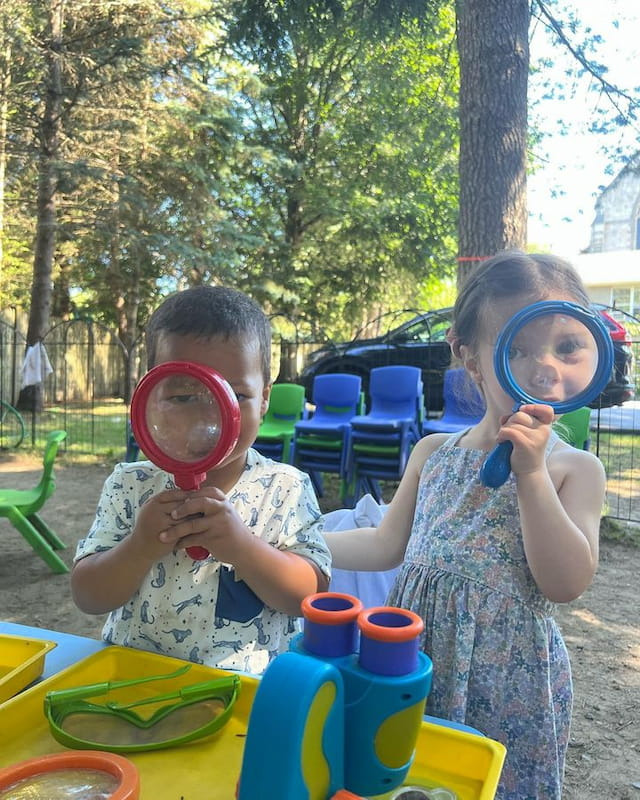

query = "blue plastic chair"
[[422, 368, 485, 435], [291, 374, 363, 497], [125, 420, 140, 462], [351, 365, 424, 439], [347, 366, 424, 504]]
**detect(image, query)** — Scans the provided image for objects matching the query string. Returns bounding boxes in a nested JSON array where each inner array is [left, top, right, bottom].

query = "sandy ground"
[[0, 453, 638, 798]]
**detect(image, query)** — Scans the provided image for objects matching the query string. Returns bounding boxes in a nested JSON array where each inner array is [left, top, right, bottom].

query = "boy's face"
[[152, 332, 270, 479]]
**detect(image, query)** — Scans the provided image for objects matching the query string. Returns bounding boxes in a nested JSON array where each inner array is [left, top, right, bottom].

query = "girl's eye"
[[508, 345, 526, 360], [556, 337, 583, 357], [234, 393, 248, 402]]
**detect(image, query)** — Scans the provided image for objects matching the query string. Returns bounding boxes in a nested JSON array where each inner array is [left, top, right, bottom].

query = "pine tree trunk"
[[17, 0, 64, 412], [455, 0, 530, 287], [0, 41, 9, 282]]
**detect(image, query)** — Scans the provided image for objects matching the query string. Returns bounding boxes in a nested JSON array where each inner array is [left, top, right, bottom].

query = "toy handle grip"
[[186, 545, 210, 560], [185, 511, 210, 560], [479, 440, 513, 488]]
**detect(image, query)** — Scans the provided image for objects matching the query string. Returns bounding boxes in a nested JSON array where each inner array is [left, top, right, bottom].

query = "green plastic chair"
[[0, 430, 69, 573], [253, 383, 307, 463], [553, 407, 592, 451]]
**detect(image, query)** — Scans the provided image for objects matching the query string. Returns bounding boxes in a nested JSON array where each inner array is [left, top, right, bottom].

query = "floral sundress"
[[387, 430, 572, 800]]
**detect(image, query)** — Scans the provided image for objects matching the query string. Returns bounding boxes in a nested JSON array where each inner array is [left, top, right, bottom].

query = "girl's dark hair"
[[451, 250, 590, 352], [145, 285, 272, 381]]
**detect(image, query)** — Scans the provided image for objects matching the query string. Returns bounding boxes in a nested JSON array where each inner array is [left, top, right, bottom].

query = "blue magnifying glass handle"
[[479, 440, 514, 488]]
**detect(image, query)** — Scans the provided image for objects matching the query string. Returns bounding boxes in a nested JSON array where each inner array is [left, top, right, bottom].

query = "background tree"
[[5, 0, 636, 368], [6, 0, 160, 408], [455, 0, 530, 286], [222, 0, 459, 335], [455, 0, 640, 288]]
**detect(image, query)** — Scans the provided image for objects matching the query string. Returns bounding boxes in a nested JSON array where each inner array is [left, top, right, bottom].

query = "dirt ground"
[[0, 453, 638, 798]]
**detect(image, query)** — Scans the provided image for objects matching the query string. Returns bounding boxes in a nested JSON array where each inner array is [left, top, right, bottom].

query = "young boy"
[[72, 286, 330, 674]]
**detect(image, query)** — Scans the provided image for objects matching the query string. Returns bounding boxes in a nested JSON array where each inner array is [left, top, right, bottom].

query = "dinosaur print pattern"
[[74, 448, 331, 674]]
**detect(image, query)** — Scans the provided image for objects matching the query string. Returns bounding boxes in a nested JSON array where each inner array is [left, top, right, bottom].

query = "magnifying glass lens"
[[0, 770, 120, 799], [506, 314, 599, 405], [145, 376, 223, 464]]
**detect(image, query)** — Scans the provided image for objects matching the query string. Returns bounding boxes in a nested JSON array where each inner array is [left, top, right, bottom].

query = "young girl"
[[324, 251, 606, 800]]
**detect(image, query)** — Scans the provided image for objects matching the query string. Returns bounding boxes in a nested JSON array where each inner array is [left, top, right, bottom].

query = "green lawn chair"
[[554, 407, 592, 450], [0, 430, 69, 573], [253, 383, 307, 463]]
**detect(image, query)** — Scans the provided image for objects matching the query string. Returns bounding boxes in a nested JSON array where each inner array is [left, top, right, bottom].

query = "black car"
[[298, 306, 635, 413]]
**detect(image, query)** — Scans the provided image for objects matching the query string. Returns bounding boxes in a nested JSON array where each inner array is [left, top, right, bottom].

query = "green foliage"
[[222, 2, 459, 335], [2, 0, 459, 345]]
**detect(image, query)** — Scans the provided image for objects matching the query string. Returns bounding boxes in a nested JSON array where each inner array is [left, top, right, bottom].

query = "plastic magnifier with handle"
[[130, 361, 241, 559], [479, 301, 614, 488]]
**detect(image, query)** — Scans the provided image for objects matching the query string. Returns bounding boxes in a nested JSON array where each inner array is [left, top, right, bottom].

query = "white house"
[[573, 153, 640, 317]]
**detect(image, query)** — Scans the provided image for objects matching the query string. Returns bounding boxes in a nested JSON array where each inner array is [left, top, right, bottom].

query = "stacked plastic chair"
[[291, 373, 363, 498], [348, 366, 424, 504], [253, 383, 307, 463], [553, 406, 592, 450], [421, 367, 485, 435]]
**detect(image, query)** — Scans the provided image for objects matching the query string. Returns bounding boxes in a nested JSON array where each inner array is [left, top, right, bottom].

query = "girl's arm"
[[498, 403, 604, 602], [219, 533, 328, 616], [324, 434, 446, 570], [517, 446, 605, 603]]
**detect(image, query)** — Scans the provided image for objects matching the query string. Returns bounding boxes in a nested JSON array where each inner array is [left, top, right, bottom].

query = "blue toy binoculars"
[[238, 592, 433, 799]]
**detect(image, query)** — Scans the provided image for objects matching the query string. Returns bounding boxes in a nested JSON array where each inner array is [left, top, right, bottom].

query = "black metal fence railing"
[[1, 310, 638, 524]]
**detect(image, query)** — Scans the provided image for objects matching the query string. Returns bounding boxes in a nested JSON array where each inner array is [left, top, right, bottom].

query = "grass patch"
[[594, 431, 640, 526], [599, 516, 640, 547], [21, 400, 129, 460]]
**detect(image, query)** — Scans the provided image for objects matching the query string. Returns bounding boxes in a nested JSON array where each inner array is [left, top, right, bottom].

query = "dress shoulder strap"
[[440, 428, 471, 450]]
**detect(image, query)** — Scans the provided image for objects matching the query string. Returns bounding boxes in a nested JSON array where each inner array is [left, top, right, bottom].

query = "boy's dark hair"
[[145, 285, 272, 381], [451, 250, 590, 351]]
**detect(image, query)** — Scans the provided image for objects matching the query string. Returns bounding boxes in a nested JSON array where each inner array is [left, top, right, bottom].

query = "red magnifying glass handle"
[[186, 545, 210, 560]]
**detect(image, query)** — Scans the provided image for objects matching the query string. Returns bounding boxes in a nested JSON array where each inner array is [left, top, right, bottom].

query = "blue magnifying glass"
[[479, 301, 614, 488]]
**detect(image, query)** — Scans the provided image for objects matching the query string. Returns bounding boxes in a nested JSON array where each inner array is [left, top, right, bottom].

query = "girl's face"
[[467, 295, 596, 414], [150, 332, 270, 477]]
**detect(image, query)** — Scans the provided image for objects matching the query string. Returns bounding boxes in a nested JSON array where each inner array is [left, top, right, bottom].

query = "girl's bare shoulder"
[[548, 438, 606, 479], [411, 432, 451, 465]]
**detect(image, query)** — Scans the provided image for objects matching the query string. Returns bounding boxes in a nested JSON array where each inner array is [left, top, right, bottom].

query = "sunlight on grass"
[[596, 432, 640, 530], [21, 400, 130, 462]]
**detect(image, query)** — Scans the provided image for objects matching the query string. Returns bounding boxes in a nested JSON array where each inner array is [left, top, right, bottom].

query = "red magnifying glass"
[[130, 361, 241, 560]]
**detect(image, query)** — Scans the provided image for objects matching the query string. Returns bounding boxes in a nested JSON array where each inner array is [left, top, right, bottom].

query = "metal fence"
[[0, 310, 313, 457], [1, 308, 638, 523]]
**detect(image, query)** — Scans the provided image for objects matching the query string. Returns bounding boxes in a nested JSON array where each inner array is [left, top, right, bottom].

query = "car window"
[[428, 314, 452, 342], [396, 311, 453, 344], [401, 318, 432, 343]]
